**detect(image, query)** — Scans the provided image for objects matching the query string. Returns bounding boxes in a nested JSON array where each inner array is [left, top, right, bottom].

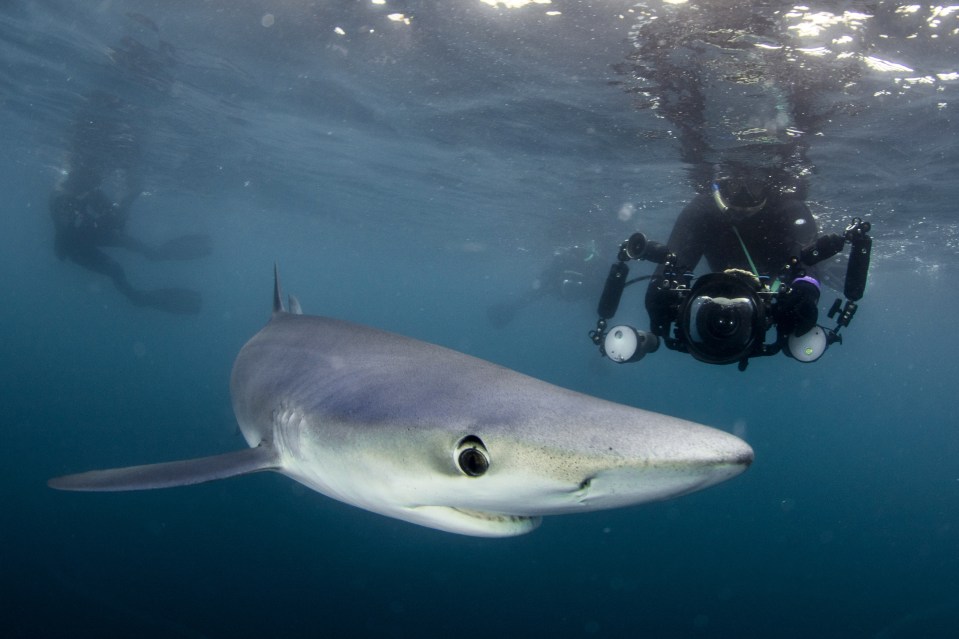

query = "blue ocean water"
[[2, 1, 958, 637]]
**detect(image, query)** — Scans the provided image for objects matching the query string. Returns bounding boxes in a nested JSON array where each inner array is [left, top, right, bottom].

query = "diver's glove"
[[777, 276, 821, 336]]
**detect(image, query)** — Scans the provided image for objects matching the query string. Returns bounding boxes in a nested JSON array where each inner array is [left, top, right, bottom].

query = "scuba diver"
[[49, 21, 211, 315], [488, 243, 605, 328], [585, 2, 874, 370], [50, 92, 211, 315], [646, 163, 821, 342], [588, 163, 872, 370]]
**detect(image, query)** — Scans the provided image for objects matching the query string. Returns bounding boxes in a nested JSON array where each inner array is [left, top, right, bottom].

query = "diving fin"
[[48, 443, 281, 492]]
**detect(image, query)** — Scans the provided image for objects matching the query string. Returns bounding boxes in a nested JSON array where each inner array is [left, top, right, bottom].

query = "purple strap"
[[792, 275, 820, 291]]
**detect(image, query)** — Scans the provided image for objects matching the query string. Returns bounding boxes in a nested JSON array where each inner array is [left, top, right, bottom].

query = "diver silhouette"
[[49, 31, 210, 315], [488, 244, 605, 328]]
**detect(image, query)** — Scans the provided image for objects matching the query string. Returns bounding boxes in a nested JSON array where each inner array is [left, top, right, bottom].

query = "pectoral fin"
[[48, 443, 280, 492]]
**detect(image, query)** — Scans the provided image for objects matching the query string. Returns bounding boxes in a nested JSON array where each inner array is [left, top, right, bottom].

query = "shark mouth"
[[406, 505, 543, 538]]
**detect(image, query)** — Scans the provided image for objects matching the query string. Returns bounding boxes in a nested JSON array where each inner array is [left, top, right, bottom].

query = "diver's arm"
[[780, 198, 820, 263], [662, 194, 712, 272], [645, 194, 711, 334], [776, 198, 823, 336]]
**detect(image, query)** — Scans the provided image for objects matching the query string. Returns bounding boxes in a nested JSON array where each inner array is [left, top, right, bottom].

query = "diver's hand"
[[777, 276, 820, 336]]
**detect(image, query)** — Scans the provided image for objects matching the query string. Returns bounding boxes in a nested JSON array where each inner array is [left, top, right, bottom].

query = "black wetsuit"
[[646, 191, 818, 336], [50, 186, 154, 298]]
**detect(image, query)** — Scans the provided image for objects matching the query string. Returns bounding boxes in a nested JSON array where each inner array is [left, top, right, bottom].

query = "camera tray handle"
[[791, 217, 871, 342], [590, 232, 682, 351]]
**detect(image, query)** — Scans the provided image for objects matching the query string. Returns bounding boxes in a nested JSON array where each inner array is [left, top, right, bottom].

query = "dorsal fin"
[[273, 263, 285, 314]]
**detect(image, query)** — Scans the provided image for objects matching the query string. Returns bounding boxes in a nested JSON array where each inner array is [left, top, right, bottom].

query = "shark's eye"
[[455, 435, 490, 477]]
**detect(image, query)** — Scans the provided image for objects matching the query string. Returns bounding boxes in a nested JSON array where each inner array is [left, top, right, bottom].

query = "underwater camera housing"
[[587, 218, 872, 371], [679, 271, 769, 365]]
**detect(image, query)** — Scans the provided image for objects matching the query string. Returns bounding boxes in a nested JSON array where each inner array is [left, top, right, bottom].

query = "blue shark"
[[49, 268, 753, 537]]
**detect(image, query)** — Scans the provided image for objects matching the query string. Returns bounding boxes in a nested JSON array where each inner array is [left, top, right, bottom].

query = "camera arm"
[[596, 233, 680, 320], [589, 233, 684, 360], [842, 217, 872, 302], [794, 217, 871, 301], [780, 217, 872, 345]]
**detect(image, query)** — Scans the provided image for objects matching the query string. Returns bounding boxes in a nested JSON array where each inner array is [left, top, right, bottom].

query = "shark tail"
[[48, 443, 280, 492]]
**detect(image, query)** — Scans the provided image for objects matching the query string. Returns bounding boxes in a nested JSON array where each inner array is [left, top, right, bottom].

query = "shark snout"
[[569, 427, 754, 509], [662, 426, 755, 484], [727, 442, 755, 467], [654, 421, 754, 471]]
